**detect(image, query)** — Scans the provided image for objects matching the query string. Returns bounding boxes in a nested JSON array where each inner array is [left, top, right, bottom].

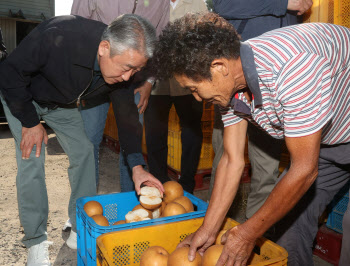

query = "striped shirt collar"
[[230, 42, 262, 114]]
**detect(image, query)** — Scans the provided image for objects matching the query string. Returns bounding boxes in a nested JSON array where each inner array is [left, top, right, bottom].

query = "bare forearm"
[[203, 155, 245, 233], [243, 166, 318, 238]]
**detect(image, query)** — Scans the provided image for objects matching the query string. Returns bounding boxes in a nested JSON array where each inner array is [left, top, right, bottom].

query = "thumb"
[[135, 185, 141, 195], [221, 231, 228, 244], [188, 245, 198, 262]]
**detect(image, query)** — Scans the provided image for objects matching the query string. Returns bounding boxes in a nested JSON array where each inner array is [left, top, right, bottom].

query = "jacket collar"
[[73, 44, 100, 70]]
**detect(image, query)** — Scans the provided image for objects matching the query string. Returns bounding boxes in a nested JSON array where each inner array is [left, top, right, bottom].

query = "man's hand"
[[132, 165, 164, 196], [287, 0, 313, 15], [20, 123, 48, 159], [134, 81, 152, 114], [217, 224, 257, 266], [177, 225, 217, 260]]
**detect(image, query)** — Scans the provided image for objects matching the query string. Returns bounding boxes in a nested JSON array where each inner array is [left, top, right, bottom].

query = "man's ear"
[[98, 40, 110, 57], [211, 58, 229, 77]]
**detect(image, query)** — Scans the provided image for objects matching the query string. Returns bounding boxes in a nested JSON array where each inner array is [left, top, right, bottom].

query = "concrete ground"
[[0, 124, 333, 265]]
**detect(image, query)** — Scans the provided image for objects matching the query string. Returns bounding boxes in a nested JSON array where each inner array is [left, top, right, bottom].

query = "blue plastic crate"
[[76, 191, 208, 265], [326, 183, 349, 234]]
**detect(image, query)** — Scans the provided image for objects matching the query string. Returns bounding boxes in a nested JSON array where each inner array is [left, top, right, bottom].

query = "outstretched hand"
[[217, 224, 257, 266], [132, 165, 164, 196], [177, 225, 217, 261], [21, 123, 48, 159]]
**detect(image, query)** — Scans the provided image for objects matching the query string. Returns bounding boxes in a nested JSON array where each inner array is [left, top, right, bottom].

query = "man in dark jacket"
[[0, 14, 163, 266]]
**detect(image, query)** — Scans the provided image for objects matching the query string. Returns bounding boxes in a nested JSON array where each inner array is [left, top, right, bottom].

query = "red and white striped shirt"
[[221, 23, 350, 145]]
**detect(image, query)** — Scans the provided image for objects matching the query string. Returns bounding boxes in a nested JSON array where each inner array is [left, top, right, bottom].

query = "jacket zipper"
[[80, 80, 107, 100], [72, 69, 94, 107]]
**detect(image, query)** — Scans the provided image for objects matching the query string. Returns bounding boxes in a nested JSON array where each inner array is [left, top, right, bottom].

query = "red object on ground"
[[313, 224, 343, 266]]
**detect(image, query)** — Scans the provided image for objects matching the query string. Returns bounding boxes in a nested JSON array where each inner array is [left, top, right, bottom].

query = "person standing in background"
[[209, 0, 312, 219], [71, 0, 170, 192], [144, 0, 208, 193]]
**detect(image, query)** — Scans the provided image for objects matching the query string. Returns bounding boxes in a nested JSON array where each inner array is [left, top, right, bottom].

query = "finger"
[[36, 142, 42, 158], [134, 88, 140, 95], [233, 259, 245, 266], [221, 231, 228, 244], [217, 250, 230, 266], [134, 183, 141, 195], [20, 138, 25, 152], [24, 142, 35, 159], [44, 130, 49, 145], [140, 100, 148, 114], [188, 244, 198, 262], [177, 238, 190, 249]]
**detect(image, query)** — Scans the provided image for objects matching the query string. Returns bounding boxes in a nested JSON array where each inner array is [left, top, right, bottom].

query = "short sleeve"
[[219, 106, 243, 127], [277, 53, 333, 137]]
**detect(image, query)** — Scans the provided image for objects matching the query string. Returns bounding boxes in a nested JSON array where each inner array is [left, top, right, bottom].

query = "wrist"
[[132, 165, 144, 173], [146, 78, 155, 86]]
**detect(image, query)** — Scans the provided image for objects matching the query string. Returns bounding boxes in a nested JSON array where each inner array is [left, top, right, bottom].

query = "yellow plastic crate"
[[303, 0, 335, 24], [334, 0, 350, 27], [303, 0, 350, 27], [96, 217, 288, 266], [167, 131, 214, 171]]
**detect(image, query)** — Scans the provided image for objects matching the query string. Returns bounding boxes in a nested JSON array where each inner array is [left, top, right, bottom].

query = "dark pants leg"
[[144, 95, 172, 183], [274, 143, 350, 266], [173, 95, 203, 193]]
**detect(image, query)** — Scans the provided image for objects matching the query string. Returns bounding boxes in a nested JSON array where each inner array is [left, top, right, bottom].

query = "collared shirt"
[[71, 0, 169, 36], [220, 23, 350, 145]]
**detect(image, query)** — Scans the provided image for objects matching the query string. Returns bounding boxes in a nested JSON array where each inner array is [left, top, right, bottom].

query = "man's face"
[[175, 68, 235, 107], [98, 41, 148, 84]]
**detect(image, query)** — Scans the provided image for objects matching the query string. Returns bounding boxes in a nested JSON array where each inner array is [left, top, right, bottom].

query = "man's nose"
[[192, 92, 203, 102], [122, 69, 133, 81]]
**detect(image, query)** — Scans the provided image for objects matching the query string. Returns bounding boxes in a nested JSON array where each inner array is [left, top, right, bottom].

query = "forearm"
[[109, 87, 143, 155], [203, 153, 245, 233], [243, 165, 318, 238]]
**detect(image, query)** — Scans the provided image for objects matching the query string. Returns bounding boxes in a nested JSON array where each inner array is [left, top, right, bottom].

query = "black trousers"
[[144, 94, 203, 193]]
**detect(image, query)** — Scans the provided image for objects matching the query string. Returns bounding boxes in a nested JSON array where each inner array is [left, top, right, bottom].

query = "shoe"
[[66, 230, 77, 250], [62, 218, 72, 232], [27, 240, 53, 266]]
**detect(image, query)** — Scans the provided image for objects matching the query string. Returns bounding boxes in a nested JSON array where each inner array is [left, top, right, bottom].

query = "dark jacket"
[[213, 0, 302, 41], [0, 15, 142, 155]]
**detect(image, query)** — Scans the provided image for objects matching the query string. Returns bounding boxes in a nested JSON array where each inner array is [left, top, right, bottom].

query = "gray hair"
[[101, 14, 156, 58]]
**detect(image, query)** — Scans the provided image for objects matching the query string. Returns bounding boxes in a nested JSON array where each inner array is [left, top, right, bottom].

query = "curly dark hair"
[[152, 12, 241, 82]]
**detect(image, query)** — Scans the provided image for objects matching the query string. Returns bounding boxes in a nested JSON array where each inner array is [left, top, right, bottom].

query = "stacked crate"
[[167, 102, 215, 187]]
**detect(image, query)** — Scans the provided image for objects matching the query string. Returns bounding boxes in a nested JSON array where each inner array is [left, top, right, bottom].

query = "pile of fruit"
[[83, 181, 195, 226], [140, 230, 227, 266]]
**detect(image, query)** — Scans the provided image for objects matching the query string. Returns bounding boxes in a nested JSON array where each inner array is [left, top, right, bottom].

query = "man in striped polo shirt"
[[153, 12, 350, 266]]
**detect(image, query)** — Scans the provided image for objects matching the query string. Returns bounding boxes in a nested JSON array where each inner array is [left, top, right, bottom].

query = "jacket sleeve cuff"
[[127, 153, 146, 169], [273, 0, 288, 16]]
